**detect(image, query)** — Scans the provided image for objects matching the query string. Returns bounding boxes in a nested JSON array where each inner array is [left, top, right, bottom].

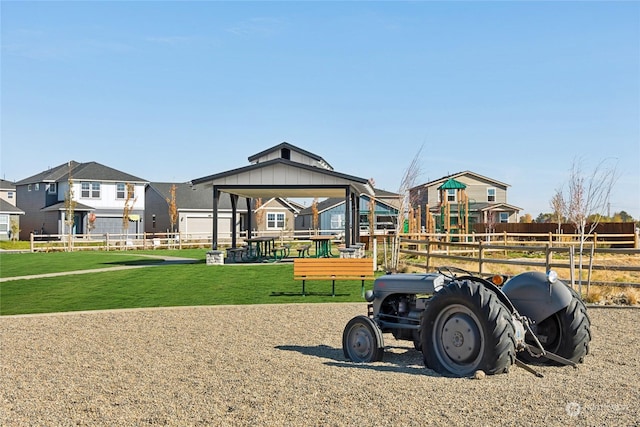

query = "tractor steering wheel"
[[437, 266, 473, 280]]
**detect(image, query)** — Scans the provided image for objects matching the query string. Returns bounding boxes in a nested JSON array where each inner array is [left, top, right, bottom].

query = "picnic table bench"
[[293, 258, 374, 297], [296, 244, 312, 258], [272, 244, 291, 261], [225, 247, 246, 262]]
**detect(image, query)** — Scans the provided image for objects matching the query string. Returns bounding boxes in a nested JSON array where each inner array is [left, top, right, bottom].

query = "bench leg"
[[302, 279, 306, 297], [361, 279, 365, 298], [332, 279, 335, 297]]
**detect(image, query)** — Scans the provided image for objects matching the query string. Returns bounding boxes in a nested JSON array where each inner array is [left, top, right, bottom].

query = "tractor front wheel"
[[342, 315, 384, 363], [421, 279, 516, 377]]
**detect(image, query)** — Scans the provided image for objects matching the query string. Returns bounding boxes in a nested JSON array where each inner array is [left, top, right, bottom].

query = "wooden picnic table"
[[309, 235, 334, 258]]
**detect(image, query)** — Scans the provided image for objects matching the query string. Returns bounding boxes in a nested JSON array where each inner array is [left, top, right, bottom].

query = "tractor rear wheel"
[[421, 279, 516, 377], [343, 315, 384, 363], [520, 289, 591, 365]]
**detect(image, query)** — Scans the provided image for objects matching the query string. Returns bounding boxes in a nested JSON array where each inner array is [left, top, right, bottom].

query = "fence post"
[[179, 232, 183, 250], [478, 241, 484, 275], [503, 231, 508, 257], [425, 240, 431, 272], [106, 234, 110, 251], [593, 232, 598, 249], [30, 233, 34, 253], [545, 243, 551, 272], [569, 245, 575, 290]]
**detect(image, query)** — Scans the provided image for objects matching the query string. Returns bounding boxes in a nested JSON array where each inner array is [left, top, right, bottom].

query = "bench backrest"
[[293, 258, 374, 279]]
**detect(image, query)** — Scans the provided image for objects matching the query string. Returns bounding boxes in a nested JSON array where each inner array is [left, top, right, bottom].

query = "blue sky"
[[2, 1, 639, 219]]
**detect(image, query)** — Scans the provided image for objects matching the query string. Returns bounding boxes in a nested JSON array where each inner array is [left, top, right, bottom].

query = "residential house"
[[409, 171, 522, 232], [145, 182, 252, 239], [0, 179, 24, 240], [295, 189, 400, 235], [15, 161, 148, 240], [254, 197, 304, 235]]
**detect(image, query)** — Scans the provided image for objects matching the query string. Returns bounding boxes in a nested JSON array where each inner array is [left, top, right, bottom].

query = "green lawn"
[[0, 251, 373, 315]]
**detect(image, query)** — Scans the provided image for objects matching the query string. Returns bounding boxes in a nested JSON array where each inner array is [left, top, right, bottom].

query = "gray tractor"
[[342, 267, 591, 377]]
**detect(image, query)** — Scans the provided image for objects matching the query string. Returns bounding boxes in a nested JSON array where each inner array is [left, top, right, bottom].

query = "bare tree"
[[390, 145, 424, 271], [550, 188, 565, 236], [64, 161, 77, 252], [166, 184, 178, 233], [559, 158, 619, 294], [122, 183, 137, 248], [254, 198, 265, 233], [311, 198, 319, 233]]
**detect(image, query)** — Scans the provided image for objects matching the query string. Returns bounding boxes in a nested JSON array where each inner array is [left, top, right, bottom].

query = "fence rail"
[[398, 236, 640, 289], [28, 229, 351, 252]]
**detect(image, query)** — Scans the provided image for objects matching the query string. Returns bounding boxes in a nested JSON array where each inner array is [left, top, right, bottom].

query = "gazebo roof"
[[438, 178, 466, 190], [190, 157, 374, 199]]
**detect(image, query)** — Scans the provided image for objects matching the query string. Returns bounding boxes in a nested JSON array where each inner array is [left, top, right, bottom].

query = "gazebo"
[[190, 143, 375, 250]]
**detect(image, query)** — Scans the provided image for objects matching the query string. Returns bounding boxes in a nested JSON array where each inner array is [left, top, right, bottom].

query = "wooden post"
[[106, 233, 110, 251], [545, 243, 551, 272], [30, 233, 34, 253], [425, 239, 431, 272], [478, 241, 484, 275], [503, 231, 508, 256]]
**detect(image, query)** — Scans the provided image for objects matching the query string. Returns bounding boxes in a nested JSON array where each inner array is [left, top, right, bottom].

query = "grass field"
[[0, 250, 374, 315], [2, 248, 637, 316]]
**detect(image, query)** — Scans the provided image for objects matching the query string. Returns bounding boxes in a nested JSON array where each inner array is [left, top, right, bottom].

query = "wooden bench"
[[296, 244, 312, 258], [293, 258, 374, 297]]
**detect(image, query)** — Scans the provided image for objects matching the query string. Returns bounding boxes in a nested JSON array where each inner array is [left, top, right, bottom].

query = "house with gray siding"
[[0, 179, 24, 240], [145, 182, 252, 239], [296, 189, 400, 234], [15, 161, 148, 240]]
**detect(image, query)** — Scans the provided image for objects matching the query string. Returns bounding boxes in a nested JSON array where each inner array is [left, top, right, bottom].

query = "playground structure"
[[408, 178, 470, 240]]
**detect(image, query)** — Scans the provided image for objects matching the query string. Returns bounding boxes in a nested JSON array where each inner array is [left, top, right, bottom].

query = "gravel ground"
[[1, 304, 638, 426]]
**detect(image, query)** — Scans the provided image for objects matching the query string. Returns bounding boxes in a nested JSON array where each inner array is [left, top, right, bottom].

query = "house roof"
[[147, 182, 250, 211], [247, 142, 334, 170], [41, 201, 96, 212], [16, 161, 147, 185], [0, 199, 24, 215], [412, 170, 510, 190], [0, 179, 16, 190], [298, 192, 400, 215], [299, 198, 344, 215]]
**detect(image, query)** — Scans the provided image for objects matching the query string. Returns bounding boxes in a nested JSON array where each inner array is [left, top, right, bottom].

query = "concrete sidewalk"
[[0, 255, 198, 283]]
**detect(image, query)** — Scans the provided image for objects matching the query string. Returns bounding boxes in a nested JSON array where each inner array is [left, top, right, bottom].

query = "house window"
[[0, 215, 8, 233], [116, 183, 126, 199], [34, 183, 39, 191], [117, 183, 134, 199], [330, 214, 344, 229], [266, 212, 285, 229], [487, 188, 496, 202], [81, 182, 101, 198], [47, 183, 57, 194], [27, 184, 32, 192], [499, 212, 509, 223], [7, 192, 13, 199], [447, 189, 456, 202]]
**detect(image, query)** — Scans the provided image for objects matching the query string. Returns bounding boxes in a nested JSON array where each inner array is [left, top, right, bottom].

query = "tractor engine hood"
[[373, 273, 445, 297]]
